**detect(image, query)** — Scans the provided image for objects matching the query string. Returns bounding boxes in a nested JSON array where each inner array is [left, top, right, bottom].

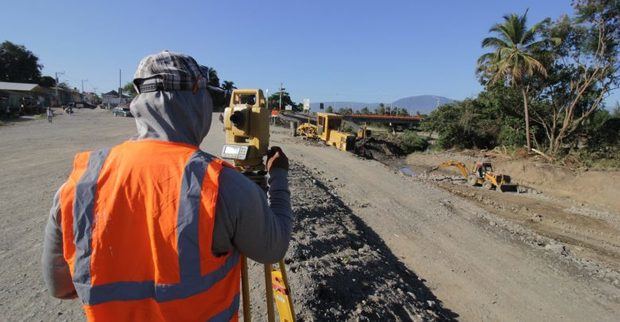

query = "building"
[[102, 90, 131, 108], [0, 81, 50, 115], [82, 92, 101, 106]]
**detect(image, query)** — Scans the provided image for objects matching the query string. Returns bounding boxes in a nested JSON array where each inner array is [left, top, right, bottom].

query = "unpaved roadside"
[[271, 127, 620, 321], [1, 109, 619, 321]]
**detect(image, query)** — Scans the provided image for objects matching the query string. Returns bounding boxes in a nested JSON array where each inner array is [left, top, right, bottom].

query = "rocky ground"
[[277, 163, 450, 320]]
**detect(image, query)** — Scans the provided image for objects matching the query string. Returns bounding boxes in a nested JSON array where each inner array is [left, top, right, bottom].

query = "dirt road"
[[0, 109, 618, 321], [270, 128, 619, 321]]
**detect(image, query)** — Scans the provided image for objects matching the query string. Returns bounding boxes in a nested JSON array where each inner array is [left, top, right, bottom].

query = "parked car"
[[112, 106, 132, 117]]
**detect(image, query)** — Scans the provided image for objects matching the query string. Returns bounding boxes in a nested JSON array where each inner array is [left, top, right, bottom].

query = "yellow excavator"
[[432, 160, 517, 192], [297, 112, 356, 151]]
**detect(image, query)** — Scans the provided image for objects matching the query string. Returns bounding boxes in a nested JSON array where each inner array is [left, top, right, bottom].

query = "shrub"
[[400, 131, 429, 153], [498, 124, 526, 147]]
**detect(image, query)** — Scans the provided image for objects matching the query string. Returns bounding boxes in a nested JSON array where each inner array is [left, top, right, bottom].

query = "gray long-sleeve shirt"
[[42, 165, 292, 299]]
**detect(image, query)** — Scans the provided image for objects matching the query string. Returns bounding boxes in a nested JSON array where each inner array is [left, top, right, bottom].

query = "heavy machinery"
[[296, 112, 356, 151], [433, 160, 517, 192]]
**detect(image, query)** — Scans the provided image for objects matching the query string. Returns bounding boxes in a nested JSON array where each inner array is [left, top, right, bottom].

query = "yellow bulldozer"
[[297, 112, 356, 151], [432, 160, 517, 192]]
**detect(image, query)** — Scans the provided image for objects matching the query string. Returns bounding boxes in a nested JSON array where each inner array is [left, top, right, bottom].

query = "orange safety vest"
[[58, 140, 241, 321]]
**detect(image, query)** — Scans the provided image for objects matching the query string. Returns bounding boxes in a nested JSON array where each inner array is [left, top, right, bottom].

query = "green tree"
[[375, 103, 386, 115], [122, 82, 137, 97], [38, 75, 56, 88], [0, 41, 42, 83], [613, 102, 620, 118], [477, 11, 552, 151], [199, 66, 220, 87], [422, 100, 499, 149], [268, 91, 296, 110], [325, 105, 334, 113], [359, 107, 371, 114], [529, 0, 620, 154], [222, 80, 236, 91], [337, 107, 353, 115], [400, 131, 429, 153]]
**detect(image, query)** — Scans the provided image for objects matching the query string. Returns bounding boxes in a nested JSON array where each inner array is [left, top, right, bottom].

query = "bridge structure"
[[277, 111, 422, 128], [277, 111, 422, 133]]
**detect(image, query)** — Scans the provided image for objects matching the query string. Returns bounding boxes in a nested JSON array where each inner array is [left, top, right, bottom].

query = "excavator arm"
[[431, 160, 471, 179]]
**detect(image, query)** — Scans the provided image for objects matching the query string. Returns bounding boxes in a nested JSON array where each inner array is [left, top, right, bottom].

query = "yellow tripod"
[[241, 257, 295, 322]]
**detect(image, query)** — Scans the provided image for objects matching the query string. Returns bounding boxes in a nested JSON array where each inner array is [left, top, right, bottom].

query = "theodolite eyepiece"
[[230, 110, 245, 128]]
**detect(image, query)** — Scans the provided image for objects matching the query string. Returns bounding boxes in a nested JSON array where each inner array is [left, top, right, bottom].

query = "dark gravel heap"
[[353, 137, 406, 161], [283, 162, 457, 321]]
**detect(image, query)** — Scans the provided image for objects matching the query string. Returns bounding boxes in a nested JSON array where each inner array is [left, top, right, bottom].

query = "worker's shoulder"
[[218, 166, 259, 196], [70, 147, 108, 169]]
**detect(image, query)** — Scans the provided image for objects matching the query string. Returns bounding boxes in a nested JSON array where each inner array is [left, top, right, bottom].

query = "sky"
[[1, 0, 618, 105]]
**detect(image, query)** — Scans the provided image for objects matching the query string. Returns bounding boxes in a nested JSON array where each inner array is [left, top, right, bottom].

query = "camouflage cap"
[[133, 51, 209, 94]]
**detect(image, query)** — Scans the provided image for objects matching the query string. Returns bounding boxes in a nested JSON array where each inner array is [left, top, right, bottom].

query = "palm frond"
[[481, 37, 510, 49], [478, 9, 550, 87]]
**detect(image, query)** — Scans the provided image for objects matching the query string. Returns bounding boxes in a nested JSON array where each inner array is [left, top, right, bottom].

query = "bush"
[[498, 124, 526, 147], [400, 131, 429, 153], [422, 100, 498, 149]]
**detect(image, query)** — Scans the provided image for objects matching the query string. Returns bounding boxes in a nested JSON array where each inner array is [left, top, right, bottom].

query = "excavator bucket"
[[496, 174, 518, 192]]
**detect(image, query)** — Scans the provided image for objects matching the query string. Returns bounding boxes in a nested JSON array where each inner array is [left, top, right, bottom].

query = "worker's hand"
[[266, 146, 289, 172]]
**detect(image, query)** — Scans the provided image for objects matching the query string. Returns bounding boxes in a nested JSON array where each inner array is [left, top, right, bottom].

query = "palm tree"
[[477, 11, 550, 151], [200, 66, 220, 87], [222, 80, 236, 91]]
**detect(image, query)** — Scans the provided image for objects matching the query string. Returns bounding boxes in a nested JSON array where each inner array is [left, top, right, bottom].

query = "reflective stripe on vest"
[[67, 146, 239, 320]]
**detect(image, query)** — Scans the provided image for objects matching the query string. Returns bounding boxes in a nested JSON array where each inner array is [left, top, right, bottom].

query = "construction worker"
[[41, 51, 293, 321]]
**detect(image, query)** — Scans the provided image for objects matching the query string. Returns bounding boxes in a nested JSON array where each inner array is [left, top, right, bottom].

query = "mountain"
[[309, 101, 380, 111], [309, 95, 454, 114], [391, 95, 454, 115]]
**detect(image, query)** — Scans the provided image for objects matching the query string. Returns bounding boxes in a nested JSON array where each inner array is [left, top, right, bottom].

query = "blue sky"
[[2, 0, 618, 105]]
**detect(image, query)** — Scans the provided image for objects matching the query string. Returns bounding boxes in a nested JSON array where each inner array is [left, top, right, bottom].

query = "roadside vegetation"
[[421, 0, 619, 168]]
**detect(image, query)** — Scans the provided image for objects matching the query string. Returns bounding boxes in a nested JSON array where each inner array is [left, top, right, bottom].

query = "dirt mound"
[[281, 162, 452, 321], [354, 137, 405, 160]]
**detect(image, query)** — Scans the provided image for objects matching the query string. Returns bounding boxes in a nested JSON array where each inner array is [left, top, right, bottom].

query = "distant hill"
[[309, 101, 380, 111], [310, 95, 454, 114], [391, 95, 454, 115]]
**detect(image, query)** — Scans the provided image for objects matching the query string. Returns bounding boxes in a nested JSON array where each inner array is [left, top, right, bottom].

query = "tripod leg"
[[264, 264, 275, 322], [241, 256, 251, 322], [278, 260, 296, 321]]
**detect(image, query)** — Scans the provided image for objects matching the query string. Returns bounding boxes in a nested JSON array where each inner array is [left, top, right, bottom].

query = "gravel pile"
[[353, 137, 406, 160], [275, 162, 454, 321]]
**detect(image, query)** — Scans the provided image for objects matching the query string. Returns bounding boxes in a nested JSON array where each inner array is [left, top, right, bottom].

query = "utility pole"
[[279, 82, 284, 111], [118, 69, 122, 104], [54, 71, 65, 106], [81, 79, 88, 93]]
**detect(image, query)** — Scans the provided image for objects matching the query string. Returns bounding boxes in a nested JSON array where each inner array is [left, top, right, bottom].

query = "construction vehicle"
[[356, 123, 371, 139], [433, 160, 517, 192], [296, 112, 356, 151]]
